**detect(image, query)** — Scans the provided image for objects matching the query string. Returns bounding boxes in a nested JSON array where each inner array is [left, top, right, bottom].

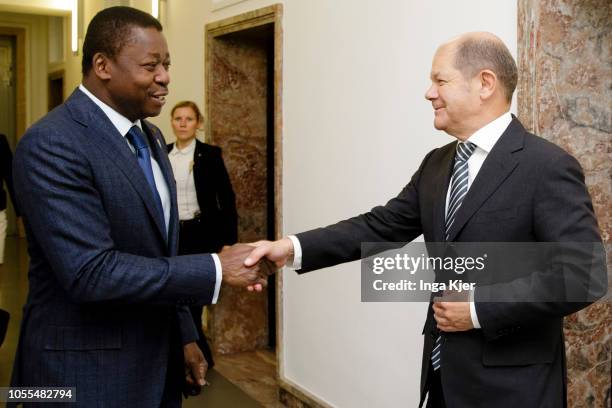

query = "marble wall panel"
[[207, 34, 270, 354], [518, 1, 611, 406]]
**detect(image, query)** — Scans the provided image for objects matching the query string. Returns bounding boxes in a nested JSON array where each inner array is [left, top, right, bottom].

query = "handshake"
[[217, 237, 295, 291]]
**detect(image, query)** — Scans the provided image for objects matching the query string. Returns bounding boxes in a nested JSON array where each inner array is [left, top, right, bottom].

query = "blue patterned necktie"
[[125, 125, 165, 231], [432, 141, 477, 372]]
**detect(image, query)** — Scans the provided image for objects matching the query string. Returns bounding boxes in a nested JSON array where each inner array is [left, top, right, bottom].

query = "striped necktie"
[[432, 141, 476, 372], [444, 141, 477, 240]]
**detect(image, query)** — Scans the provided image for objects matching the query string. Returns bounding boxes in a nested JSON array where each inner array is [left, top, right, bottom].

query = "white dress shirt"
[[168, 139, 201, 221], [289, 112, 513, 328], [444, 112, 512, 217], [79, 84, 221, 304]]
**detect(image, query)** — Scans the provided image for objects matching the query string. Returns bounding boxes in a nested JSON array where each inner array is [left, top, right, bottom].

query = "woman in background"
[[167, 101, 238, 368]]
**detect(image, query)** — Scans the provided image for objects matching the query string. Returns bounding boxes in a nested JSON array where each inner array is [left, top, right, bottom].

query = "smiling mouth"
[[151, 94, 167, 103]]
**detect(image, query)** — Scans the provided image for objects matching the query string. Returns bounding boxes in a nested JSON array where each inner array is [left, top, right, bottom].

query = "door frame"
[[0, 27, 26, 143], [0, 27, 26, 237]]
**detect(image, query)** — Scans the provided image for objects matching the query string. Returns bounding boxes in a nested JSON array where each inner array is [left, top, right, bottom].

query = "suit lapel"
[[142, 121, 178, 253], [65, 89, 168, 244], [446, 118, 524, 241]]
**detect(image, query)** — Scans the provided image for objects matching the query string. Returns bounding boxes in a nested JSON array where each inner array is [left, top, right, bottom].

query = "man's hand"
[[219, 244, 270, 290], [432, 290, 473, 332], [244, 238, 294, 291], [245, 237, 294, 268], [183, 342, 207, 396]]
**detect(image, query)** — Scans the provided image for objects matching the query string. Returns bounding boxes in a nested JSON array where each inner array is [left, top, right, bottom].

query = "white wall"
[[279, 1, 517, 407], [148, 0, 209, 138]]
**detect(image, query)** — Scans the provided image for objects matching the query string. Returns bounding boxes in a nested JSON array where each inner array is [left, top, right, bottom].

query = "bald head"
[[442, 32, 517, 104]]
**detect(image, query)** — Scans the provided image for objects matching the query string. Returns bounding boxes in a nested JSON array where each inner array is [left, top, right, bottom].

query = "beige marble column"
[[206, 33, 270, 354], [518, 1, 611, 406]]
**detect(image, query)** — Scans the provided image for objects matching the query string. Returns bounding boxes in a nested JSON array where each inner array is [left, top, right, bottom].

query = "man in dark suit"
[[10, 7, 266, 407], [244, 32, 606, 407]]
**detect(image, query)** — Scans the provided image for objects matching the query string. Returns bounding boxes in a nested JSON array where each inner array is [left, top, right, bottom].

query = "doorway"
[[205, 5, 283, 355], [0, 29, 25, 236], [48, 70, 64, 111]]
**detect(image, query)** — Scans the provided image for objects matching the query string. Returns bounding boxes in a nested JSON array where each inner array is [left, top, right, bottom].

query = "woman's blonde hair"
[[170, 100, 204, 123]]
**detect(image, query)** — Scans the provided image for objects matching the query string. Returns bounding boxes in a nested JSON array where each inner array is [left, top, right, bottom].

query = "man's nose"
[[156, 67, 170, 85], [425, 84, 437, 100]]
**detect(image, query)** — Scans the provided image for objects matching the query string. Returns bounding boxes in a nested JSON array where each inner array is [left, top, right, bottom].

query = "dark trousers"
[[178, 217, 216, 368], [426, 367, 446, 408]]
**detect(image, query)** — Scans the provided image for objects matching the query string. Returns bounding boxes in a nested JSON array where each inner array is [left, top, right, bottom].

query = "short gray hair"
[[454, 37, 518, 103]]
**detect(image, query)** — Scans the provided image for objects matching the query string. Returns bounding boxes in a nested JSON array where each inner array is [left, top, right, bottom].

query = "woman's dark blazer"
[[167, 140, 238, 252]]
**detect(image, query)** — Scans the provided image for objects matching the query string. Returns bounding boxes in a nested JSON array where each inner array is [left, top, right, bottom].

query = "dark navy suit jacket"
[[11, 88, 217, 407], [295, 117, 606, 408]]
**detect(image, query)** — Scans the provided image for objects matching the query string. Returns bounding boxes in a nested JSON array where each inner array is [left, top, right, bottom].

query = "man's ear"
[[478, 69, 497, 100], [91, 52, 112, 80]]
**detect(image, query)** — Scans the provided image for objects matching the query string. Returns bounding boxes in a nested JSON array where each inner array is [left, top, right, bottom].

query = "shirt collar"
[[170, 139, 196, 156], [79, 84, 142, 137], [465, 111, 512, 153]]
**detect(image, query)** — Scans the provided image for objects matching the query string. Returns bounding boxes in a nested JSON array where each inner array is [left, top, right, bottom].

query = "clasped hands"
[[220, 239, 473, 332], [217, 238, 294, 291]]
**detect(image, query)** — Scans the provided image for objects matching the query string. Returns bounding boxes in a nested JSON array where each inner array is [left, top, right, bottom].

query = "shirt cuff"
[[211, 253, 222, 304], [469, 289, 481, 329], [287, 235, 302, 269]]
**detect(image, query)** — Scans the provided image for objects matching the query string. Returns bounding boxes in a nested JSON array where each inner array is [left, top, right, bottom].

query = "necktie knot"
[[456, 141, 476, 163], [126, 126, 148, 151]]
